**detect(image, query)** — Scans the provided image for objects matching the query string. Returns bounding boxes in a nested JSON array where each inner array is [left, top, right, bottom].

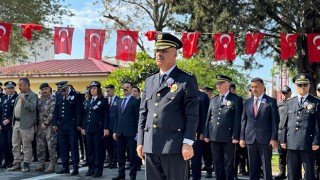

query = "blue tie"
[[121, 98, 127, 113]]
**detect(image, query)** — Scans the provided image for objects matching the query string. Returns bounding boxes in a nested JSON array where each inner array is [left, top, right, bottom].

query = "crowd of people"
[[0, 32, 319, 180]]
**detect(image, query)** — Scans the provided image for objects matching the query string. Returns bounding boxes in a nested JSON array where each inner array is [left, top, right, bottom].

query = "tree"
[[102, 52, 249, 97], [0, 0, 73, 65], [171, 0, 320, 93]]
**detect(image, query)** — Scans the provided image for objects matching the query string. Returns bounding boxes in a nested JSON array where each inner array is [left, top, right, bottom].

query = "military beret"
[[4, 81, 16, 88], [317, 83, 320, 90], [292, 73, 311, 84], [216, 75, 232, 82], [89, 81, 101, 88], [105, 84, 115, 89], [154, 33, 183, 50], [281, 86, 291, 93], [39, 82, 50, 89], [55, 81, 68, 92]]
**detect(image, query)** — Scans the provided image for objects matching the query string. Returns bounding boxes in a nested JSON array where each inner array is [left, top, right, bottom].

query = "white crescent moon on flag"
[[220, 34, 231, 44], [58, 28, 69, 37], [122, 35, 133, 45], [187, 33, 193, 41], [0, 26, 6, 36], [285, 34, 294, 42], [313, 35, 320, 45], [90, 33, 101, 42]]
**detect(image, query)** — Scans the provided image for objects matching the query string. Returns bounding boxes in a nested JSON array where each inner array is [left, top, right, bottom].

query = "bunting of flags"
[[1, 22, 320, 62]]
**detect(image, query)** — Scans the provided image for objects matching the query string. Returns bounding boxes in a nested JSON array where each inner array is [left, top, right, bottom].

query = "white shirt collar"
[[254, 93, 264, 101], [160, 65, 176, 76], [220, 90, 230, 98], [298, 93, 309, 101]]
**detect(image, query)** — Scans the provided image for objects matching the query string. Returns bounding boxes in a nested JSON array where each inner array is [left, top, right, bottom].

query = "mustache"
[[123, 89, 128, 91]]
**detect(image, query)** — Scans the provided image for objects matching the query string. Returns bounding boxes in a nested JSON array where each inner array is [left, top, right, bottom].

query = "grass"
[[272, 153, 280, 174]]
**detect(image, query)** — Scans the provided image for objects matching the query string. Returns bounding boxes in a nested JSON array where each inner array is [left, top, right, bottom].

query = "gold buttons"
[[157, 93, 160, 97], [296, 122, 299, 124], [153, 113, 158, 118], [155, 103, 159, 107], [153, 124, 157, 128], [295, 128, 299, 130]]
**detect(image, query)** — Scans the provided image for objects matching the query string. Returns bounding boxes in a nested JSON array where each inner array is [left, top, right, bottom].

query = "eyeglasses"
[[297, 84, 308, 88]]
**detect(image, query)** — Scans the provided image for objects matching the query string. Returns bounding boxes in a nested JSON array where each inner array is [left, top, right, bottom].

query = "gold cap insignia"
[[300, 75, 305, 80], [158, 35, 162, 40]]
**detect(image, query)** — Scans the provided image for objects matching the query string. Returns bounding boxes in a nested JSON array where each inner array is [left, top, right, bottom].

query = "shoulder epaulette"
[[211, 94, 218, 99], [286, 96, 297, 101], [179, 69, 194, 76]]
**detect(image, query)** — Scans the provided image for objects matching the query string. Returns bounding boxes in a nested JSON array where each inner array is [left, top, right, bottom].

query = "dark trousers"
[[247, 143, 272, 180], [315, 149, 320, 174], [117, 135, 137, 177], [78, 131, 86, 159], [211, 141, 235, 180], [278, 143, 287, 171], [234, 144, 249, 174], [32, 132, 37, 160], [287, 149, 315, 180], [58, 128, 79, 168], [105, 130, 117, 164], [191, 140, 203, 180], [145, 153, 189, 180], [1, 129, 13, 164], [203, 141, 213, 173], [86, 129, 105, 176]]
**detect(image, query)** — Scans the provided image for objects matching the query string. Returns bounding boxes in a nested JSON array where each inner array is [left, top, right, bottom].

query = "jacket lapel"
[[122, 97, 132, 114], [255, 94, 266, 118], [247, 97, 254, 118]]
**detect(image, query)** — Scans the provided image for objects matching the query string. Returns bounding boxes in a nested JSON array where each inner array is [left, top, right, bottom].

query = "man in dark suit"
[[52, 81, 82, 175], [280, 74, 320, 180], [137, 33, 199, 180], [104, 84, 120, 169], [191, 90, 210, 180], [240, 78, 279, 180], [112, 82, 140, 180], [204, 75, 243, 180]]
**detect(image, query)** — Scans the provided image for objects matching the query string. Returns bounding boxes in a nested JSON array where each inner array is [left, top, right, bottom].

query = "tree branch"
[[122, 0, 155, 23]]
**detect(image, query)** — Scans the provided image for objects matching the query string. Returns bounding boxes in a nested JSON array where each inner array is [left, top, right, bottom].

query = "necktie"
[[253, 98, 259, 117], [300, 97, 304, 107], [160, 74, 167, 85], [108, 97, 112, 108], [220, 95, 224, 106], [121, 98, 127, 113], [90, 98, 95, 105]]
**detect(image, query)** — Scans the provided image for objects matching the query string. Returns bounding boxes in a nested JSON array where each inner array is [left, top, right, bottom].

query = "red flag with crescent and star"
[[245, 33, 264, 55], [280, 33, 298, 60], [21, 24, 43, 41], [54, 27, 74, 55], [144, 30, 157, 41], [0, 22, 12, 52], [307, 34, 320, 62], [214, 33, 236, 60], [116, 30, 139, 62], [84, 29, 106, 60], [181, 32, 200, 59]]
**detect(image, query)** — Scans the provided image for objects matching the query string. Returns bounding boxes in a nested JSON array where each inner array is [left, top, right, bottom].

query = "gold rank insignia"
[[307, 104, 313, 110], [226, 101, 231, 106], [170, 84, 178, 93], [158, 35, 162, 40], [300, 75, 305, 79]]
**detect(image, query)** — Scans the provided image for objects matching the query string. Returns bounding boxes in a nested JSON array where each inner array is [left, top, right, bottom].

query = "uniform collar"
[[160, 65, 176, 76]]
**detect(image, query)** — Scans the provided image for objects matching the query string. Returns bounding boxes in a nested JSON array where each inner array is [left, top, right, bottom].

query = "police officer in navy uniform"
[[281, 74, 320, 180], [204, 75, 243, 180], [82, 81, 110, 177], [315, 83, 320, 179], [137, 33, 199, 180], [53, 81, 82, 175], [0, 81, 18, 168]]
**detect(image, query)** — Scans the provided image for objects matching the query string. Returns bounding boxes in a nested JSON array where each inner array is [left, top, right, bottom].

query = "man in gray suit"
[[137, 33, 199, 180], [240, 78, 279, 180], [7, 77, 37, 172]]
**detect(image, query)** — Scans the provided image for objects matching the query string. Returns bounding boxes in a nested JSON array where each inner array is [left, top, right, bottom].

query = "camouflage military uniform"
[[36, 95, 57, 172]]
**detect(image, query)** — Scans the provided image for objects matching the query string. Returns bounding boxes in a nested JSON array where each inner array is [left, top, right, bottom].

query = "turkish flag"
[[84, 29, 106, 60], [144, 30, 157, 41], [116, 30, 139, 62], [0, 22, 12, 52], [21, 24, 43, 41], [54, 27, 74, 55], [182, 32, 200, 59], [245, 33, 264, 54], [214, 33, 236, 60], [280, 33, 298, 60], [307, 33, 320, 62]]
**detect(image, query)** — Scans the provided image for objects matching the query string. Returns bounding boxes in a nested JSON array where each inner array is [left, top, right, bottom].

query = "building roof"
[[0, 59, 118, 77]]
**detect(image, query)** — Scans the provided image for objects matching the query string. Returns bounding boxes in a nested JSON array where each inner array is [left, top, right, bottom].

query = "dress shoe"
[[56, 167, 70, 174], [274, 174, 287, 180], [125, 164, 130, 170], [71, 167, 79, 175], [112, 175, 125, 180], [94, 173, 103, 177], [85, 171, 94, 176], [104, 162, 111, 168], [240, 170, 249, 176], [80, 161, 88, 167]]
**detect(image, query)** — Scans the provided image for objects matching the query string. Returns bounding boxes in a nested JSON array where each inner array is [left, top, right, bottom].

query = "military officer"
[[137, 33, 199, 180], [281, 74, 320, 180], [316, 83, 320, 179], [204, 75, 243, 180], [82, 81, 110, 177], [0, 81, 18, 168], [35, 83, 57, 173], [53, 81, 82, 175]]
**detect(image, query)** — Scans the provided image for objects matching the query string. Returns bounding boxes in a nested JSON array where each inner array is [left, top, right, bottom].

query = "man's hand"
[[137, 145, 144, 160], [104, 129, 110, 136], [239, 140, 246, 148], [77, 127, 82, 131], [204, 138, 210, 143], [313, 145, 320, 151], [232, 139, 239, 144], [3, 119, 10, 126], [182, 144, 194, 160], [19, 93, 26, 101], [269, 140, 278, 149], [53, 126, 58, 132], [113, 133, 117, 141], [81, 129, 86, 135], [199, 134, 204, 140], [280, 143, 286, 149]]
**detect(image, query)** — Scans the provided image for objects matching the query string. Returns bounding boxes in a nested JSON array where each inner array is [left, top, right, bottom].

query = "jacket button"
[[296, 122, 299, 124], [217, 122, 220, 125], [157, 93, 160, 97], [217, 117, 220, 119], [178, 129, 181, 131], [62, 115, 64, 117], [153, 124, 157, 128], [297, 117, 299, 119], [62, 103, 65, 105], [295, 128, 299, 130], [62, 107, 65, 109], [153, 113, 158, 118], [155, 103, 159, 107]]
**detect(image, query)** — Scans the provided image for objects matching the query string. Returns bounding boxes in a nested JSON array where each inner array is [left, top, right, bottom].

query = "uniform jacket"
[[138, 66, 199, 154], [280, 95, 320, 150], [240, 94, 279, 144], [13, 90, 38, 130], [83, 97, 110, 133], [278, 100, 287, 136], [114, 96, 140, 137], [0, 93, 18, 129], [37, 96, 55, 125], [108, 96, 121, 132], [52, 89, 83, 130], [204, 92, 243, 142]]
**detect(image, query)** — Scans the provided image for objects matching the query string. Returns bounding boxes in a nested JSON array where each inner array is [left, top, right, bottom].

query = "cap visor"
[[154, 45, 172, 50], [295, 81, 309, 85]]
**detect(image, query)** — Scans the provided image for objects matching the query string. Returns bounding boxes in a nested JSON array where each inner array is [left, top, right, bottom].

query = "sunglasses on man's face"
[[317, 89, 320, 92], [297, 84, 308, 88]]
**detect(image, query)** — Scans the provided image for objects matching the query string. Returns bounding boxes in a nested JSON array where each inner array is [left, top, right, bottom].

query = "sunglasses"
[[297, 84, 308, 87]]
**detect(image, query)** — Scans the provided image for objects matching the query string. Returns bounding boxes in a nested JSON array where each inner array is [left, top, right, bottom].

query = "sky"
[[52, 0, 293, 96]]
